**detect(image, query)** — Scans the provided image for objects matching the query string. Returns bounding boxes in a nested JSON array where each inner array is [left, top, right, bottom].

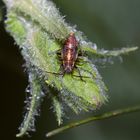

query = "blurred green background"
[[0, 0, 140, 140]]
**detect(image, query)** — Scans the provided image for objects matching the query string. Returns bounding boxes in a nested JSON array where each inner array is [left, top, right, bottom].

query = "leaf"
[[5, 9, 107, 129], [28, 28, 108, 116], [5, 12, 26, 45], [16, 72, 44, 137]]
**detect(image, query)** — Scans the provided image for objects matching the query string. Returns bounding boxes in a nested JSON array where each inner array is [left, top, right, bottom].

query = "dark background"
[[0, 0, 140, 140]]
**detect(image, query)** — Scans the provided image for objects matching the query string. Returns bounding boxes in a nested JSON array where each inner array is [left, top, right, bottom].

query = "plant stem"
[[46, 105, 140, 137]]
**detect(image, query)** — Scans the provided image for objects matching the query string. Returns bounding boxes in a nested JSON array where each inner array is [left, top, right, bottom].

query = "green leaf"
[[16, 72, 44, 137], [5, 12, 26, 45], [27, 28, 108, 115], [5, 9, 107, 135]]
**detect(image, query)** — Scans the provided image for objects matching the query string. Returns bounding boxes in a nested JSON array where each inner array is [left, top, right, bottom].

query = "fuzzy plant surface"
[[3, 0, 138, 137]]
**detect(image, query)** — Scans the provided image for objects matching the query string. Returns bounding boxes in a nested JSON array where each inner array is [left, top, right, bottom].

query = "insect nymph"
[[46, 32, 82, 77], [61, 32, 78, 74]]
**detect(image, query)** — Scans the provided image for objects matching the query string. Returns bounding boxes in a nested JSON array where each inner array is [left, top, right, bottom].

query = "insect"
[[61, 32, 78, 74], [58, 32, 89, 81], [46, 32, 90, 81], [47, 32, 87, 80]]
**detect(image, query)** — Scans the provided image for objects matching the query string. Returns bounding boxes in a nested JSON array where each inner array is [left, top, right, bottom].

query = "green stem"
[[46, 105, 140, 137]]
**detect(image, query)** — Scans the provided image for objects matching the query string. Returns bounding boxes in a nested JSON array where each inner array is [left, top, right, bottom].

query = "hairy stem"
[[46, 105, 140, 137]]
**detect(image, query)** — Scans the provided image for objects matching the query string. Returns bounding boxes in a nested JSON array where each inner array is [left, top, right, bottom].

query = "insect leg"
[[78, 49, 85, 57], [76, 56, 96, 78], [76, 56, 90, 66], [74, 66, 86, 82]]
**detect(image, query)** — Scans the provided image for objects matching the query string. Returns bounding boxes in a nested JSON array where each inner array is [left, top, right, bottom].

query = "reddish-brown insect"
[[47, 32, 87, 80], [61, 32, 78, 73]]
